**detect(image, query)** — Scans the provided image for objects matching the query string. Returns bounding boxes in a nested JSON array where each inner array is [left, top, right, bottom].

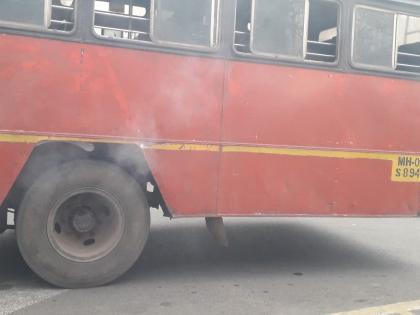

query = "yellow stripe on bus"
[[222, 145, 395, 161], [0, 133, 128, 144], [1, 132, 420, 183], [149, 143, 219, 152]]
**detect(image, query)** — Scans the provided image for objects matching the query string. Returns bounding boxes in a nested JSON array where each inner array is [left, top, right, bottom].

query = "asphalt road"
[[2, 211, 420, 315]]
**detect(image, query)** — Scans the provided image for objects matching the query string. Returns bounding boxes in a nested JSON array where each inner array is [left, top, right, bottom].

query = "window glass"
[[234, 0, 252, 54], [0, 0, 48, 27], [235, 0, 339, 64], [251, 0, 307, 58], [60, 0, 74, 5], [306, 0, 339, 62], [152, 0, 218, 48], [396, 15, 420, 73], [49, 0, 75, 32], [93, 0, 151, 41], [352, 7, 395, 69]]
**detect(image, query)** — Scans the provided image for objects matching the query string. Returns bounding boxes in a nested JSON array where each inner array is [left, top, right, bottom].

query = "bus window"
[[49, 0, 75, 32], [306, 0, 339, 62], [234, 0, 252, 54], [0, 0, 75, 32], [352, 7, 395, 70], [0, 0, 49, 28], [396, 15, 420, 73], [94, 0, 151, 41], [235, 0, 339, 63], [250, 0, 308, 59], [151, 0, 219, 48]]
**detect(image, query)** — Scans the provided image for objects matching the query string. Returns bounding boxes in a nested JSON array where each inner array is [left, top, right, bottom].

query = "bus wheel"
[[16, 160, 150, 288]]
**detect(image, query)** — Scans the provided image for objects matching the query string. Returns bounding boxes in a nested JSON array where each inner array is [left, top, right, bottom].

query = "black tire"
[[16, 159, 150, 288]]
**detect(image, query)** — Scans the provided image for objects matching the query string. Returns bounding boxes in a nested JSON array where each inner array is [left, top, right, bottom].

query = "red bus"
[[1, 0, 420, 288]]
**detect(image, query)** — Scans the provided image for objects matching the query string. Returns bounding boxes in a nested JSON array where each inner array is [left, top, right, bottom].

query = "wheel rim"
[[47, 188, 125, 262]]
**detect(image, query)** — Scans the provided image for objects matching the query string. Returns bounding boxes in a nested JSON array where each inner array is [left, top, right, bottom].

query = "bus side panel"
[[0, 36, 83, 131], [0, 35, 224, 142], [218, 153, 418, 216], [144, 150, 219, 216], [79, 44, 224, 216], [219, 61, 420, 216], [222, 62, 420, 151], [79, 44, 224, 142], [0, 143, 34, 208], [0, 35, 224, 216]]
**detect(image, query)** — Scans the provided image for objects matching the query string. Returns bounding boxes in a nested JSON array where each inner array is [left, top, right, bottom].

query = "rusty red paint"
[[0, 35, 223, 216], [0, 143, 34, 204], [218, 153, 418, 216], [218, 61, 420, 216], [223, 61, 420, 151], [1, 34, 420, 217]]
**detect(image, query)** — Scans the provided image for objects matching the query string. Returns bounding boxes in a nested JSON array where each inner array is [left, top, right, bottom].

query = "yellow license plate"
[[392, 155, 420, 182]]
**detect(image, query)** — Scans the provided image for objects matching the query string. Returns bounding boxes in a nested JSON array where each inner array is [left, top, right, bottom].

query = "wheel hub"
[[47, 189, 125, 262], [72, 208, 96, 233]]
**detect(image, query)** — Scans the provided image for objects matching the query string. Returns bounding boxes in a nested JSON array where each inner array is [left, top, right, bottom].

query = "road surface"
[[1, 211, 420, 314]]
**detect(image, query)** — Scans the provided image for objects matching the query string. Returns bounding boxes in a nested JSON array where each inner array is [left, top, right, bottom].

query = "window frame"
[[233, 0, 342, 67], [350, 5, 398, 72], [395, 13, 420, 73], [0, 0, 77, 35], [249, 0, 310, 61], [149, 0, 221, 51], [92, 0, 154, 45], [91, 0, 221, 52], [350, 3, 420, 76]]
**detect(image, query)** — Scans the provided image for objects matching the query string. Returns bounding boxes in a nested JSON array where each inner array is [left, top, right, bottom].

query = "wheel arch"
[[2, 141, 170, 225]]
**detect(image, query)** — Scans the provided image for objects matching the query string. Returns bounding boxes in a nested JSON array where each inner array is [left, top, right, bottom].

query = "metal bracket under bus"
[[6, 208, 15, 229], [0, 207, 7, 233], [205, 217, 229, 247]]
